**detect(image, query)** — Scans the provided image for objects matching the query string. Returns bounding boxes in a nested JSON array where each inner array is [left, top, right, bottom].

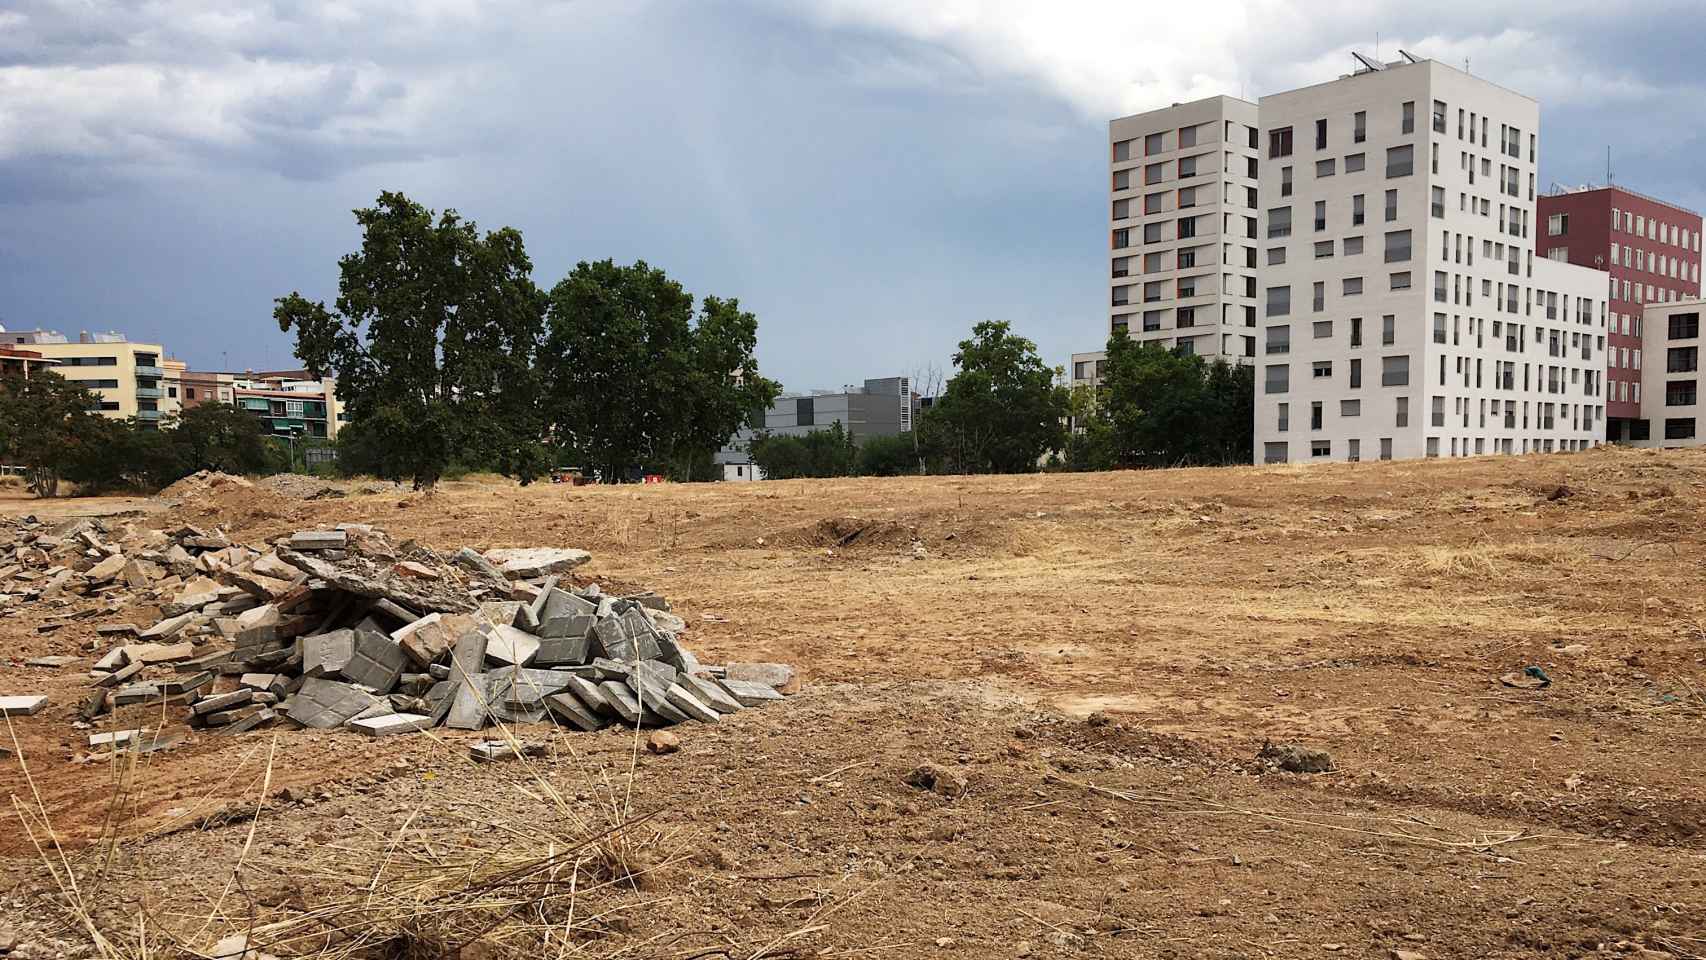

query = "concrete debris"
[[469, 738, 547, 762], [2, 519, 792, 744], [1257, 740, 1335, 774]]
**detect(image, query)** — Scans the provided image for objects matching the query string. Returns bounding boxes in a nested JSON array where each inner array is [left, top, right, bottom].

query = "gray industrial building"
[[717, 376, 914, 480]]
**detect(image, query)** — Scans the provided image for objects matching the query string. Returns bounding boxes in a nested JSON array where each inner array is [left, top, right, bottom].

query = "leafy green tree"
[[274, 191, 548, 490], [540, 260, 778, 481], [921, 320, 1067, 473], [0, 371, 108, 496], [1097, 330, 1254, 468], [856, 433, 917, 476], [170, 403, 284, 476], [746, 422, 859, 479]]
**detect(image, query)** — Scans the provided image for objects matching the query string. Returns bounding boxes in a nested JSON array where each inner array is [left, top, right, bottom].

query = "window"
[[1269, 127, 1293, 158], [1314, 200, 1326, 231], [1143, 310, 1162, 332], [1267, 246, 1287, 265], [1382, 355, 1410, 386], [1143, 222, 1164, 243], [1317, 158, 1335, 178], [1665, 418, 1696, 440], [1113, 140, 1133, 162], [1266, 286, 1291, 317], [1669, 312, 1700, 339], [1389, 271, 1411, 290], [1313, 281, 1325, 311], [1401, 101, 1415, 134], [1178, 307, 1196, 327], [1352, 194, 1365, 226], [1179, 123, 1198, 148], [1263, 442, 1289, 464], [1669, 346, 1699, 373], [1344, 236, 1364, 256], [1342, 277, 1363, 297], [1281, 166, 1293, 197], [1145, 162, 1166, 185], [1265, 364, 1290, 394], [1350, 317, 1363, 347], [1266, 325, 1290, 354], [1350, 357, 1363, 388], [1315, 118, 1327, 150], [1313, 320, 1334, 339], [1431, 100, 1446, 134], [1386, 145, 1414, 178], [1277, 403, 1290, 432], [1348, 439, 1361, 462], [1395, 396, 1409, 427], [1384, 189, 1398, 222], [1380, 438, 1393, 460], [1268, 207, 1292, 238], [1548, 213, 1568, 236], [1178, 216, 1197, 239], [1312, 361, 1333, 379], [1384, 229, 1412, 263], [1382, 314, 1396, 345], [1431, 186, 1444, 219], [1345, 153, 1365, 173], [1311, 440, 1331, 458], [1341, 400, 1361, 421], [1145, 131, 1165, 155], [1178, 155, 1199, 178], [1666, 380, 1697, 406]]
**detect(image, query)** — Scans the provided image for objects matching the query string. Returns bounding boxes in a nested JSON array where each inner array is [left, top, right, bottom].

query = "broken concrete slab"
[[715, 677, 786, 706], [544, 692, 606, 732], [192, 690, 256, 716], [26, 656, 80, 668], [469, 738, 547, 762], [393, 613, 454, 668], [0, 695, 48, 717], [349, 712, 434, 737], [679, 673, 743, 714], [158, 672, 214, 696], [343, 630, 407, 693], [215, 708, 275, 737], [724, 662, 801, 695], [96, 622, 141, 637], [484, 623, 540, 668], [303, 629, 357, 679], [482, 546, 591, 580], [288, 530, 348, 551], [85, 553, 128, 582], [445, 631, 491, 731], [534, 634, 593, 667], [663, 683, 720, 723], [95, 660, 146, 688], [138, 611, 198, 640], [562, 675, 617, 717]]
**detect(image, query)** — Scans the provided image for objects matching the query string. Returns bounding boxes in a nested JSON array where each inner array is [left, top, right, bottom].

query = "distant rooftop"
[[1540, 181, 1701, 219]]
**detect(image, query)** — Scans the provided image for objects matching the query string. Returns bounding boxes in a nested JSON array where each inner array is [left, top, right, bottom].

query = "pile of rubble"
[[0, 516, 795, 748]]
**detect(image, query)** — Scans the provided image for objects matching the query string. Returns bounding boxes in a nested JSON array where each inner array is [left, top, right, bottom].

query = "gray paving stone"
[[445, 630, 491, 730], [289, 530, 347, 550], [349, 712, 433, 737], [540, 588, 597, 622], [0, 695, 48, 717], [469, 738, 546, 762], [113, 683, 163, 706], [534, 634, 593, 666], [344, 629, 407, 692], [715, 677, 787, 706], [664, 683, 721, 723], [482, 547, 591, 579], [484, 623, 540, 668], [539, 613, 597, 641], [591, 618, 634, 662], [94, 660, 145, 688], [193, 690, 256, 716], [302, 629, 356, 679], [563, 675, 616, 716], [89, 728, 144, 748], [215, 708, 275, 736], [288, 678, 383, 729], [158, 672, 214, 696], [599, 680, 645, 725], [544, 692, 606, 732], [679, 673, 743, 714]]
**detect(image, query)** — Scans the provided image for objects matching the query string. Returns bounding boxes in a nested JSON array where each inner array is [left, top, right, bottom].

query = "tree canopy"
[[0, 371, 107, 496], [1069, 330, 1253, 469], [274, 191, 548, 489], [920, 320, 1068, 473]]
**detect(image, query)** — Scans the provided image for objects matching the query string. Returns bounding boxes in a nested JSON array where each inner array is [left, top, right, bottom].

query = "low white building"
[[1637, 298, 1705, 446]]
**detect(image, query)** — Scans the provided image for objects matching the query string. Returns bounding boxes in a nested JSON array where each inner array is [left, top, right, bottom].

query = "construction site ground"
[[2, 447, 1704, 959]]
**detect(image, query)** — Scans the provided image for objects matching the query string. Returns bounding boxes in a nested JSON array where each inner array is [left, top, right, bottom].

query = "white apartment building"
[[1110, 96, 1261, 361], [1253, 56, 1608, 464], [1637, 298, 1705, 446]]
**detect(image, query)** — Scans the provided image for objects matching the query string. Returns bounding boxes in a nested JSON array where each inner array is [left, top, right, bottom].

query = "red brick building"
[[1537, 185, 1703, 440]]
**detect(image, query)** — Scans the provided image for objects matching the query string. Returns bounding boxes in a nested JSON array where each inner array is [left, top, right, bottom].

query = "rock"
[[349, 713, 434, 737], [646, 730, 681, 754], [1257, 740, 1334, 773], [723, 662, 801, 695], [904, 763, 968, 798], [0, 695, 48, 717], [1389, 951, 1428, 960], [393, 560, 440, 580], [288, 530, 348, 551]]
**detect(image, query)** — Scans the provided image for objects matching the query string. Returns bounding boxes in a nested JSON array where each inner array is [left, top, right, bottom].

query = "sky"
[[4, 0, 1705, 391]]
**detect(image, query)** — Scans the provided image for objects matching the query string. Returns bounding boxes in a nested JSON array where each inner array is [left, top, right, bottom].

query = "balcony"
[[135, 387, 162, 399], [134, 365, 164, 378], [136, 409, 163, 421]]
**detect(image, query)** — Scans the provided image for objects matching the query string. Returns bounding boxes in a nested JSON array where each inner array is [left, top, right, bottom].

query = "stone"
[[96, 660, 146, 688], [96, 622, 141, 636], [240, 673, 287, 697], [451, 546, 509, 585], [485, 623, 540, 668], [562, 675, 616, 716], [235, 603, 281, 632], [288, 678, 383, 729], [646, 730, 681, 754], [445, 631, 492, 730], [715, 677, 786, 707], [302, 630, 357, 679], [398, 673, 435, 696], [201, 704, 269, 727], [394, 613, 454, 668], [25, 656, 79, 668], [679, 673, 743, 714], [113, 684, 163, 706], [428, 662, 451, 680], [469, 739, 547, 762], [544, 692, 606, 732], [349, 713, 434, 737], [539, 588, 596, 621], [0, 695, 48, 717], [288, 530, 347, 551], [539, 612, 597, 640], [482, 547, 591, 579], [478, 600, 523, 627], [1389, 952, 1428, 960], [158, 672, 214, 696], [723, 662, 800, 695], [343, 630, 408, 693], [599, 680, 646, 725], [590, 657, 632, 681], [85, 553, 128, 582], [77, 689, 109, 721], [138, 612, 198, 640], [215, 708, 275, 737], [193, 690, 256, 716], [393, 560, 440, 580], [664, 683, 721, 723], [534, 634, 593, 666], [89, 729, 145, 748], [132, 641, 197, 665], [591, 618, 634, 662], [92, 649, 129, 671]]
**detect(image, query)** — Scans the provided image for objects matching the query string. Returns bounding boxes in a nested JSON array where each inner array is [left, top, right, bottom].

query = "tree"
[[921, 320, 1067, 473], [540, 260, 778, 481], [169, 403, 284, 477], [0, 371, 107, 496], [747, 422, 858, 479], [856, 433, 917, 477], [1095, 330, 1254, 468], [274, 191, 548, 490]]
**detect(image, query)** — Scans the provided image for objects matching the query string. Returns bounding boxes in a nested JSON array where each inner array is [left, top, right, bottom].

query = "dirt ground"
[[2, 447, 1704, 959]]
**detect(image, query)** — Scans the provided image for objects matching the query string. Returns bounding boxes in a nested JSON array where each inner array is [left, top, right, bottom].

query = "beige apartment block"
[[1637, 298, 1706, 447], [5, 331, 177, 426], [1110, 96, 1261, 361], [1253, 56, 1608, 464]]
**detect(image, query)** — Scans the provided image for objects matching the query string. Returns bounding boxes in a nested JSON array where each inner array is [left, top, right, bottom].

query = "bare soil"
[[2, 447, 1704, 958]]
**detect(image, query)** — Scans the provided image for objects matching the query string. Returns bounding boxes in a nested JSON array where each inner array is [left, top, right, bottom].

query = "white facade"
[[1637, 298, 1705, 447], [1252, 58, 1608, 464], [1110, 96, 1261, 361]]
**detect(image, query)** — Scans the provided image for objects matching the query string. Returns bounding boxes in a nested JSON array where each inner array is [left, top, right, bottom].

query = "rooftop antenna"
[[1607, 145, 1614, 185], [1464, 55, 1470, 73], [1375, 31, 1379, 61]]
